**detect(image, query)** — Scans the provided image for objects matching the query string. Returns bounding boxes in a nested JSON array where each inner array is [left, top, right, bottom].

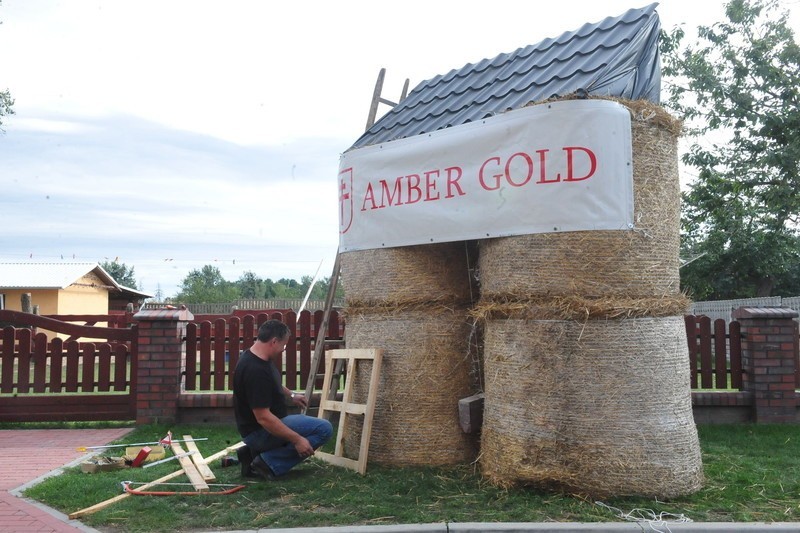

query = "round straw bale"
[[341, 242, 474, 306], [341, 308, 479, 466], [480, 315, 703, 498], [478, 102, 681, 299]]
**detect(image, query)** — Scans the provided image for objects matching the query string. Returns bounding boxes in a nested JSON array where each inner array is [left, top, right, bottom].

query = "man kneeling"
[[233, 319, 332, 479]]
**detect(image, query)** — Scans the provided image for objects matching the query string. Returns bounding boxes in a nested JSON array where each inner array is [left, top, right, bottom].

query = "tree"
[[237, 271, 265, 299], [0, 2, 13, 129], [175, 265, 239, 303], [661, 0, 800, 298], [100, 260, 139, 289]]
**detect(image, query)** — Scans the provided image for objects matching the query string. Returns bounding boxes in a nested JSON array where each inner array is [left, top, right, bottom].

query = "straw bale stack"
[[480, 316, 703, 497], [477, 99, 703, 497], [341, 244, 473, 307], [479, 100, 682, 300], [340, 242, 478, 466], [341, 309, 478, 465]]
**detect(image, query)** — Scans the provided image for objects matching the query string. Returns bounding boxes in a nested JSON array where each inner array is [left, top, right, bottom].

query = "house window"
[[0, 293, 4, 310]]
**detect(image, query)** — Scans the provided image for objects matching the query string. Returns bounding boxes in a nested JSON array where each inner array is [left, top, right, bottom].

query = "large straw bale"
[[479, 101, 681, 299], [480, 316, 703, 498], [342, 242, 474, 306], [341, 308, 478, 466]]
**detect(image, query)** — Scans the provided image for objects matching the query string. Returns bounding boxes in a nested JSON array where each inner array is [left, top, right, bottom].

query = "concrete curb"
[[223, 522, 800, 533]]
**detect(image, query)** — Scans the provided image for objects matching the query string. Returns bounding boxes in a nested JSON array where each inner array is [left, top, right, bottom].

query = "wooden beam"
[[183, 434, 216, 482], [69, 442, 244, 519], [170, 441, 208, 492]]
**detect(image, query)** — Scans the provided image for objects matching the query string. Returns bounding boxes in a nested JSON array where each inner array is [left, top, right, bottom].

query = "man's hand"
[[291, 392, 308, 409], [293, 436, 314, 458]]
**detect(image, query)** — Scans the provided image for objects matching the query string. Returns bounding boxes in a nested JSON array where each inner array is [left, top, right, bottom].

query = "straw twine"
[[341, 242, 474, 306], [470, 293, 690, 321], [478, 99, 682, 300], [341, 309, 479, 466], [480, 316, 703, 498]]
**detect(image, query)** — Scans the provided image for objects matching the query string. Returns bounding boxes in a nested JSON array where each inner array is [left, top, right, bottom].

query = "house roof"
[[350, 3, 661, 150], [114, 285, 155, 300], [0, 262, 121, 291]]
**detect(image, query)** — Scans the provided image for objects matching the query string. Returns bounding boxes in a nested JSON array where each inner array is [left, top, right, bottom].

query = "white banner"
[[338, 99, 633, 252]]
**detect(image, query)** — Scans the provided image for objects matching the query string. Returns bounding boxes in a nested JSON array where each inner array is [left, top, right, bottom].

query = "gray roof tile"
[[351, 3, 661, 150]]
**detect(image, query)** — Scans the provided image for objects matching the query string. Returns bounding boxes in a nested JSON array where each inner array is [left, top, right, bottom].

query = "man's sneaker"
[[250, 455, 277, 481], [237, 446, 257, 478]]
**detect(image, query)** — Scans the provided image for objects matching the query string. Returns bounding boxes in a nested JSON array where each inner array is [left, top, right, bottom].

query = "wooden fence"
[[2, 310, 798, 423], [0, 309, 344, 422], [183, 309, 345, 393], [0, 310, 138, 422], [685, 314, 744, 390]]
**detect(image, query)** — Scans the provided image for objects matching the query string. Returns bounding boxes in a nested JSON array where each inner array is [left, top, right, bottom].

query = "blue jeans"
[[242, 415, 333, 477]]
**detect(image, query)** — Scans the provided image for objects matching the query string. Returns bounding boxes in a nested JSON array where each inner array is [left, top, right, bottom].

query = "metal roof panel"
[[350, 3, 660, 150]]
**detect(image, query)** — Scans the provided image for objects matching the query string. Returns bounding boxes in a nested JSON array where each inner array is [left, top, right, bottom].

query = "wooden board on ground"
[[170, 441, 209, 492], [182, 434, 216, 481], [315, 348, 382, 475], [69, 442, 245, 519]]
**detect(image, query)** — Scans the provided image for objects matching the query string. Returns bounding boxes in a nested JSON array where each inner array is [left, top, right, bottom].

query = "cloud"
[[0, 113, 341, 295]]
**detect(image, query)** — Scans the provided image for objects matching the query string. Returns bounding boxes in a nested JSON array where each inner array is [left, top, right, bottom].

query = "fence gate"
[[0, 310, 137, 422]]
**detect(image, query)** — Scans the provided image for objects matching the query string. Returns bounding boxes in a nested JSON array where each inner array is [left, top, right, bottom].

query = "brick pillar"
[[132, 306, 194, 424], [732, 306, 798, 423]]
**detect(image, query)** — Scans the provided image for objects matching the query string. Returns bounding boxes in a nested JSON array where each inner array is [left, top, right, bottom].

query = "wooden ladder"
[[302, 68, 409, 412]]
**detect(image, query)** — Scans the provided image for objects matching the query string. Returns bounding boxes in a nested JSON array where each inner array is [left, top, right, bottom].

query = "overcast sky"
[[1, 0, 798, 297]]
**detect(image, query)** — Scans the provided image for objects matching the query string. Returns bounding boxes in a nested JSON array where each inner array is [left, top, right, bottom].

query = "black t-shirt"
[[232, 349, 287, 437]]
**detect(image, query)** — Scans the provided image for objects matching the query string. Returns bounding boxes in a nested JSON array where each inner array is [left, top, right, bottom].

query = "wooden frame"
[[315, 348, 382, 475]]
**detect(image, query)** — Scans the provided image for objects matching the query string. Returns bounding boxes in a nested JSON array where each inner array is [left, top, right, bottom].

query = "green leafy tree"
[[237, 271, 266, 299], [661, 0, 800, 298], [175, 265, 239, 303], [100, 260, 139, 289]]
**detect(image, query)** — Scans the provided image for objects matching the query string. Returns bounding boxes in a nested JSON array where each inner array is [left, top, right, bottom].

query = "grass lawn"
[[20, 423, 800, 532]]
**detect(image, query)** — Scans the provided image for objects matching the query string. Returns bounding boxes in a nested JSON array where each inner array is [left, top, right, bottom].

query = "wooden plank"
[[713, 319, 728, 389], [199, 321, 212, 390], [17, 332, 31, 393], [97, 344, 112, 392], [112, 344, 128, 391], [319, 400, 367, 416], [0, 310, 135, 342], [184, 323, 198, 389], [699, 316, 713, 389], [1, 327, 15, 393], [170, 441, 209, 491], [69, 442, 245, 519], [358, 349, 382, 476], [315, 348, 382, 475], [0, 394, 132, 422], [213, 319, 226, 390], [65, 342, 80, 392], [729, 321, 743, 390], [81, 344, 96, 392], [685, 315, 698, 389], [303, 252, 341, 408], [315, 451, 358, 471], [50, 338, 64, 392], [182, 434, 216, 481], [227, 316, 241, 387], [32, 332, 48, 393]]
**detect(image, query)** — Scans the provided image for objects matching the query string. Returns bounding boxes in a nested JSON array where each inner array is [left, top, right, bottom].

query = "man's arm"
[[282, 386, 308, 408], [252, 406, 314, 457]]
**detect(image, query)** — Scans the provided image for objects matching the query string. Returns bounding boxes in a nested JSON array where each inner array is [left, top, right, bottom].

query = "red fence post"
[[132, 306, 194, 424], [733, 306, 799, 423]]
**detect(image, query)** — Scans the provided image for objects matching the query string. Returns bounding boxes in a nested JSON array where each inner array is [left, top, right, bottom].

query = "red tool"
[[129, 446, 152, 468]]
